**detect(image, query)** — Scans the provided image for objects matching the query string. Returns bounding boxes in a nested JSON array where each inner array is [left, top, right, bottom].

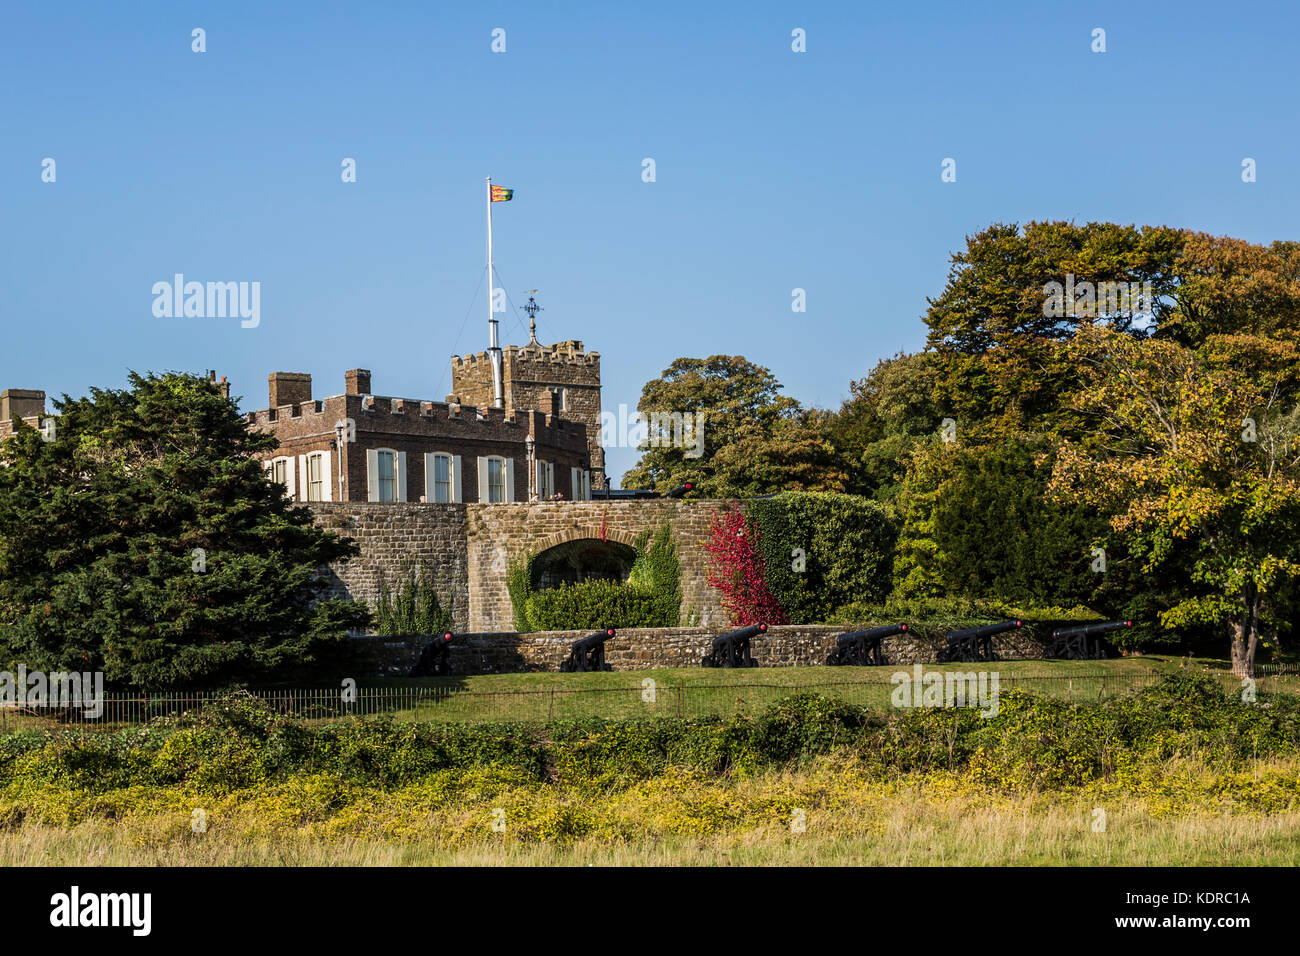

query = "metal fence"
[[1, 666, 1294, 732]]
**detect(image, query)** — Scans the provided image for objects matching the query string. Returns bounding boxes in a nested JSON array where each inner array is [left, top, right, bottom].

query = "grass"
[[4, 764, 1298, 866], [2, 654, 1293, 731], [4, 672, 1299, 866]]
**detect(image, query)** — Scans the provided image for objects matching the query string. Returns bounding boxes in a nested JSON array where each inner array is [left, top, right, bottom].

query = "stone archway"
[[530, 537, 639, 590]]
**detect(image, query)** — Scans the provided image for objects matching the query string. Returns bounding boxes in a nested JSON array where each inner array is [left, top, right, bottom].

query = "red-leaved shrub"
[[703, 504, 788, 625]]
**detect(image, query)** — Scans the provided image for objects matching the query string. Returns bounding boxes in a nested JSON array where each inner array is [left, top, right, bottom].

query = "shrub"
[[525, 579, 670, 631], [745, 491, 897, 623], [703, 504, 788, 625], [829, 594, 1106, 644]]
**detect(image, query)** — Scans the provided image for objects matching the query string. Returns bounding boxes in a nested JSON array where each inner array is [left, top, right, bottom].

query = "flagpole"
[[486, 177, 505, 409]]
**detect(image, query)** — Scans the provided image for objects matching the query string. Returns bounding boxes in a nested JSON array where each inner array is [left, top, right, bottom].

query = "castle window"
[[536, 459, 554, 499], [552, 387, 566, 411], [570, 467, 591, 501], [377, 451, 396, 501], [269, 456, 296, 499], [430, 453, 452, 503], [366, 448, 406, 502], [306, 453, 324, 502], [476, 455, 514, 503], [488, 457, 505, 502]]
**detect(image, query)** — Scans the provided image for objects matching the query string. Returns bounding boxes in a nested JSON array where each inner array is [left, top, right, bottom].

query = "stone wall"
[[311, 499, 730, 634], [312, 503, 471, 630], [464, 499, 726, 631], [350, 625, 1050, 677]]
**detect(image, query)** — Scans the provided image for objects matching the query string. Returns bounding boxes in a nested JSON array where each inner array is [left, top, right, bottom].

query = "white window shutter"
[[320, 450, 332, 502], [367, 449, 379, 502], [285, 457, 297, 499], [547, 462, 555, 497], [298, 455, 308, 501], [451, 455, 462, 503], [397, 452, 407, 501], [535, 459, 544, 495], [263, 460, 273, 474], [424, 453, 436, 503], [505, 458, 515, 502], [571, 467, 579, 498], [477, 456, 489, 503]]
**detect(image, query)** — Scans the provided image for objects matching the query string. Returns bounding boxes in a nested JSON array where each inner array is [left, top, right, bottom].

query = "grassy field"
[[4, 764, 1298, 866], [2, 654, 1293, 731], [3, 669, 1299, 866]]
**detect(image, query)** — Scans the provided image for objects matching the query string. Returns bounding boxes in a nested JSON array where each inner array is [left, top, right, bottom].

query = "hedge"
[[744, 491, 897, 624]]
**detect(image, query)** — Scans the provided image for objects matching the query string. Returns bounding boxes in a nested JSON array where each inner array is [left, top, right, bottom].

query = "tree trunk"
[[1229, 627, 1254, 679], [1229, 590, 1260, 679]]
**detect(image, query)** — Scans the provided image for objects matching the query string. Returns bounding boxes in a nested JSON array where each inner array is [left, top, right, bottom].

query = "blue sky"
[[4, 0, 1298, 485]]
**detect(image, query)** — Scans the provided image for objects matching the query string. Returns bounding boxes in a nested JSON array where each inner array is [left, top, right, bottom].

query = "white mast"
[[486, 176, 504, 409]]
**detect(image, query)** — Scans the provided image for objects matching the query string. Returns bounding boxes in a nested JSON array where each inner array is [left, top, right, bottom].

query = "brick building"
[[2, 330, 607, 504], [246, 365, 594, 504]]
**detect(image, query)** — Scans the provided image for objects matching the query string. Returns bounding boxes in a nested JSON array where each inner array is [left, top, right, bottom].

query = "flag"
[[490, 185, 514, 202]]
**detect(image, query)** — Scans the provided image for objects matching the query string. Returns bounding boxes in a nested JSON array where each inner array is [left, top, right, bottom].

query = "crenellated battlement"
[[453, 340, 600, 370]]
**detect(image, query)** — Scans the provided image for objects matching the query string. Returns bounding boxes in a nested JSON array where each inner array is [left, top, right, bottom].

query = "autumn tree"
[[1048, 327, 1300, 676]]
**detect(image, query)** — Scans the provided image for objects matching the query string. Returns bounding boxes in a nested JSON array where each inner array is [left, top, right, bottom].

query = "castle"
[[2, 334, 607, 506]]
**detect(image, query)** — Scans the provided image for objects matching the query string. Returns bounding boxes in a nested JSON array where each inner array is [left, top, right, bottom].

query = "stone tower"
[[451, 339, 605, 489]]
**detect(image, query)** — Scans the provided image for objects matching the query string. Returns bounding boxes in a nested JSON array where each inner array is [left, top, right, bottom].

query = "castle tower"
[[451, 337, 606, 490]]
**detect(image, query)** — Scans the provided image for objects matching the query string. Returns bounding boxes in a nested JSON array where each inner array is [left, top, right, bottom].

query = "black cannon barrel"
[[837, 623, 907, 645], [1051, 620, 1131, 640], [713, 623, 767, 648], [575, 627, 616, 647], [665, 482, 695, 499], [946, 619, 1023, 642], [410, 632, 455, 677]]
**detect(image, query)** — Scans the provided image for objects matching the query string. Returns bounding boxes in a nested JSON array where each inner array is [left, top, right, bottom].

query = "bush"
[[744, 491, 898, 623], [828, 595, 1106, 644], [524, 579, 672, 631], [703, 503, 789, 625]]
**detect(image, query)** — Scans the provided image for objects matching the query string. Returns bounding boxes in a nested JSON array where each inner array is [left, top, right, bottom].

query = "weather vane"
[[523, 290, 542, 344]]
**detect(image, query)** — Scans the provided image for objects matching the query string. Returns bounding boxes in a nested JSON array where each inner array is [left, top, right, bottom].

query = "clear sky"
[[4, 1, 1298, 485]]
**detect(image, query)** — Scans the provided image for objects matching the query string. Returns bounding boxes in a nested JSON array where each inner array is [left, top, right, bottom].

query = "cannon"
[[938, 620, 1022, 663], [664, 482, 694, 499], [560, 628, 617, 672], [827, 624, 907, 666], [1046, 620, 1131, 660], [701, 623, 766, 668], [410, 632, 454, 677]]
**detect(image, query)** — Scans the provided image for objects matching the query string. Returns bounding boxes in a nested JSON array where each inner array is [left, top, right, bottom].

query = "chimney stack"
[[345, 369, 372, 395], [268, 372, 312, 408], [207, 370, 231, 400], [1, 389, 46, 423]]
